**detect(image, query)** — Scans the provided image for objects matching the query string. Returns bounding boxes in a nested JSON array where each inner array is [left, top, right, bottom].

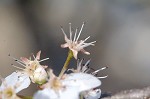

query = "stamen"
[[69, 23, 72, 42], [84, 59, 91, 66], [77, 59, 82, 71], [8, 54, 25, 65], [83, 36, 91, 42], [11, 64, 24, 70], [80, 41, 96, 48], [86, 42, 96, 46], [77, 59, 80, 66], [84, 67, 90, 73], [39, 58, 49, 62], [15, 60, 26, 67], [92, 66, 108, 76], [78, 58, 84, 68], [83, 41, 96, 45], [32, 53, 36, 59], [73, 27, 78, 42], [60, 26, 66, 36], [76, 22, 85, 42], [90, 41, 97, 44], [97, 75, 108, 79]]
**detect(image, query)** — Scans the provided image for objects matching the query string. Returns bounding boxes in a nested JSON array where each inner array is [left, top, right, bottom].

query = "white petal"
[[61, 30, 70, 43], [34, 88, 58, 99], [61, 43, 69, 48], [34, 87, 79, 99], [59, 86, 79, 99], [80, 49, 90, 55], [64, 73, 101, 92], [0, 72, 30, 93], [72, 50, 78, 59], [36, 51, 41, 60]]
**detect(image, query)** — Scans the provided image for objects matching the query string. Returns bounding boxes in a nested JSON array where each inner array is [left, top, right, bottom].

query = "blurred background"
[[1, 0, 150, 96]]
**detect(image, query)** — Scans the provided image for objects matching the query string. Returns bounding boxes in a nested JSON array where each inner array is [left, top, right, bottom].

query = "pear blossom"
[[68, 59, 108, 99], [61, 22, 96, 59], [34, 69, 101, 99], [10, 51, 49, 84], [0, 72, 30, 99]]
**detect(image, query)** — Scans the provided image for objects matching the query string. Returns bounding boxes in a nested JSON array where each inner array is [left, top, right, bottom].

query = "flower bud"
[[32, 66, 48, 85]]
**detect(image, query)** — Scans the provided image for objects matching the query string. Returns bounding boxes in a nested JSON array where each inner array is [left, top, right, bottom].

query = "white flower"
[[68, 59, 108, 99], [34, 69, 101, 99], [10, 51, 49, 84], [0, 72, 30, 99], [61, 22, 96, 59]]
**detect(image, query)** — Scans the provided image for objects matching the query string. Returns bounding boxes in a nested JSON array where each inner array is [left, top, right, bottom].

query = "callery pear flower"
[[68, 59, 108, 99], [61, 22, 96, 59], [34, 69, 101, 99], [10, 51, 49, 84], [0, 72, 30, 99]]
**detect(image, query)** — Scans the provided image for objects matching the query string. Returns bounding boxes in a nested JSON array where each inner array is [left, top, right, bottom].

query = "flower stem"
[[80, 94, 84, 99], [59, 50, 73, 77], [18, 95, 32, 99]]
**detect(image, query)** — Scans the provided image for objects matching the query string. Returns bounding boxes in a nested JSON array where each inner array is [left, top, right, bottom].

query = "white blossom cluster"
[[0, 22, 107, 99]]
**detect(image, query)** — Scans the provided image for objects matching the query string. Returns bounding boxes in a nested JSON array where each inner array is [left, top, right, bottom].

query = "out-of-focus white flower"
[[0, 72, 30, 99], [10, 51, 49, 84], [34, 69, 101, 99], [61, 22, 96, 59], [83, 89, 101, 99]]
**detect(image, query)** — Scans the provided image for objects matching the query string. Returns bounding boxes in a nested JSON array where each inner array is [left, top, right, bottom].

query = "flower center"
[[3, 87, 15, 98], [25, 61, 38, 75], [51, 78, 63, 91]]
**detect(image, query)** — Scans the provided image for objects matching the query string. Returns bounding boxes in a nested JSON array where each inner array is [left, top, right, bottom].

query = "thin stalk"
[[80, 94, 84, 99], [59, 50, 73, 77], [18, 95, 32, 99]]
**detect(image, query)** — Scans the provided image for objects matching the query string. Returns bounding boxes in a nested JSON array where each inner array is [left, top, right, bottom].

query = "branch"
[[102, 86, 150, 99]]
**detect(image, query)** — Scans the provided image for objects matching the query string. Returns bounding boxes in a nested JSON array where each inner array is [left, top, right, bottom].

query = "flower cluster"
[[0, 22, 107, 99]]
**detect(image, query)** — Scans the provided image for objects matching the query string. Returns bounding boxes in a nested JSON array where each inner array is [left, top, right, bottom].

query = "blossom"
[[61, 22, 96, 59], [0, 72, 30, 99], [68, 59, 108, 99], [10, 51, 49, 84], [34, 69, 101, 99]]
